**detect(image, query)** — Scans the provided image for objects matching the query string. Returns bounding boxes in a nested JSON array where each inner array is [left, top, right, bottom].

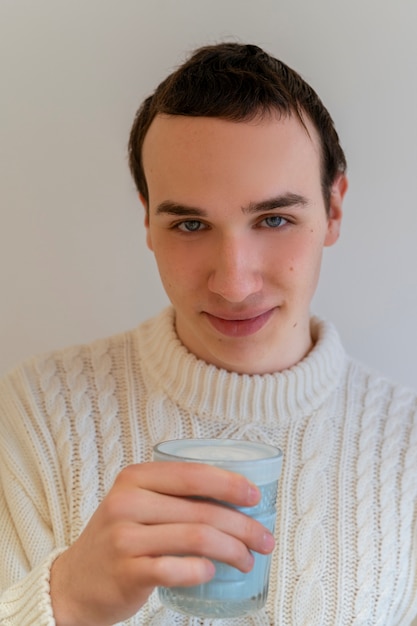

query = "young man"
[[1, 43, 417, 626]]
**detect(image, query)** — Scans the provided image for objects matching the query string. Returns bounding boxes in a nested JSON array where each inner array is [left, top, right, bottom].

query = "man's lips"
[[203, 308, 275, 337]]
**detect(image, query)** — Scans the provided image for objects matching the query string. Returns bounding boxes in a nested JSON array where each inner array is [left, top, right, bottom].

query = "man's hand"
[[50, 461, 275, 626]]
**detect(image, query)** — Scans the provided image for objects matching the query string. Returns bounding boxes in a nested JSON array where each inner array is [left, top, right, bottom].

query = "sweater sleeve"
[[0, 545, 64, 626], [0, 367, 70, 625]]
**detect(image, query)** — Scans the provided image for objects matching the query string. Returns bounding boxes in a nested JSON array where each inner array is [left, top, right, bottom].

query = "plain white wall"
[[1, 0, 416, 388]]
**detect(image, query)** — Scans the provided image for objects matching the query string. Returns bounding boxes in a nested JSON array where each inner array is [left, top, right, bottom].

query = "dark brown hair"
[[128, 42, 346, 210]]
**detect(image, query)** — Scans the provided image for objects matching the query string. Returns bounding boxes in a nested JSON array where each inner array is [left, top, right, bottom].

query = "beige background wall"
[[1, 0, 416, 388]]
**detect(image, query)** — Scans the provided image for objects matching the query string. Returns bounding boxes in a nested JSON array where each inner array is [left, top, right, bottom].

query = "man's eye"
[[177, 220, 204, 232], [261, 215, 287, 228]]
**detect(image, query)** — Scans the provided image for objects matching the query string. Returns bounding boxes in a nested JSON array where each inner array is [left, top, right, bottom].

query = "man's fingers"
[[115, 522, 255, 573], [137, 555, 216, 588], [102, 488, 274, 556], [115, 461, 260, 507]]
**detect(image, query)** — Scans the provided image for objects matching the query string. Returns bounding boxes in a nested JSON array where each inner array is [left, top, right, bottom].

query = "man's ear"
[[139, 193, 153, 251], [324, 174, 348, 247]]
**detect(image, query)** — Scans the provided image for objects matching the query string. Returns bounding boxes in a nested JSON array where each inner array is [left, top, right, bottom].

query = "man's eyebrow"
[[243, 194, 308, 214], [155, 201, 207, 217], [154, 194, 308, 217]]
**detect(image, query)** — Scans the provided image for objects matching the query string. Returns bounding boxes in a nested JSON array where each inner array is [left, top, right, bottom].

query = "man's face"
[[142, 113, 346, 375]]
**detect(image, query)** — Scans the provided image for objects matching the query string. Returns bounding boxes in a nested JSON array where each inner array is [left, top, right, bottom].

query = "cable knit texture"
[[1, 307, 417, 625]]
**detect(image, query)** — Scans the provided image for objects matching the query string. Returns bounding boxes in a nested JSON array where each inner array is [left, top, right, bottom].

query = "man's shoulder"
[[0, 327, 136, 398], [25, 330, 130, 370], [346, 355, 417, 415], [0, 308, 173, 396]]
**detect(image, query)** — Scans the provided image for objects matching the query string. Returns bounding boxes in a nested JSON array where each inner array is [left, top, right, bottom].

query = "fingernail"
[[204, 560, 216, 581], [247, 482, 260, 504], [243, 551, 255, 572], [262, 531, 275, 552]]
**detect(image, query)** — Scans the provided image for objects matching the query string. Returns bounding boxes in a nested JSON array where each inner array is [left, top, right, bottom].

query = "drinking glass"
[[153, 438, 283, 618]]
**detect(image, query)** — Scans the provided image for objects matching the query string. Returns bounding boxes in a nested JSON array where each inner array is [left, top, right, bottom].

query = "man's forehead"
[[142, 112, 321, 160], [142, 112, 324, 216]]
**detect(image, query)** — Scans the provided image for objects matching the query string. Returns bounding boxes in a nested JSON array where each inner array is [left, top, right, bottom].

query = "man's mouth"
[[203, 308, 275, 337]]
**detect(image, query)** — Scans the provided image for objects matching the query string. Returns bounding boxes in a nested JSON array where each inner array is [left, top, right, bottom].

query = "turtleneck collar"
[[136, 307, 346, 426]]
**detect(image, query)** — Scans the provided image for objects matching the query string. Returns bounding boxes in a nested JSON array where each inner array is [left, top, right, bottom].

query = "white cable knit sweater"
[[1, 307, 417, 626]]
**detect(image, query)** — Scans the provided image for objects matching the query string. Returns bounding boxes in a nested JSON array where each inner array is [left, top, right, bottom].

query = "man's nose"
[[207, 236, 262, 302]]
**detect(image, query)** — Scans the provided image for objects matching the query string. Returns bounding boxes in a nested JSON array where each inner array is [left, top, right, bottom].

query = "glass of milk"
[[153, 438, 283, 618]]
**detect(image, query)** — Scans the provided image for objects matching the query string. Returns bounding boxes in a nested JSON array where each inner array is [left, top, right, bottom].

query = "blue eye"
[[177, 220, 204, 232], [262, 215, 287, 228]]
